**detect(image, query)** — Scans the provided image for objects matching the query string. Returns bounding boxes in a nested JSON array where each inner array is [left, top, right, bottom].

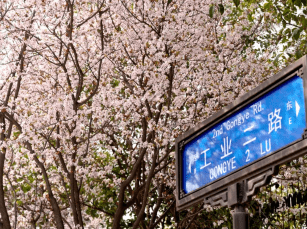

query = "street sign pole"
[[233, 204, 248, 229], [229, 182, 249, 229]]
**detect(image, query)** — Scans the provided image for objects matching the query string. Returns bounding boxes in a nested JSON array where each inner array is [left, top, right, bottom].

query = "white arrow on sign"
[[295, 101, 300, 117]]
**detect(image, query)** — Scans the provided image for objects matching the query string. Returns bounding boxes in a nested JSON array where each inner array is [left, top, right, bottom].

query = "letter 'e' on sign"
[[175, 56, 307, 211]]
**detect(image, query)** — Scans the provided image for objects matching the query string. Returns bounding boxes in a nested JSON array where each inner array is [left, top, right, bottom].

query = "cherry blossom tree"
[[0, 0, 278, 228]]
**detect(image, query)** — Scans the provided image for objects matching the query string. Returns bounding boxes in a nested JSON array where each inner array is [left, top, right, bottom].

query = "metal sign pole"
[[233, 204, 249, 229]]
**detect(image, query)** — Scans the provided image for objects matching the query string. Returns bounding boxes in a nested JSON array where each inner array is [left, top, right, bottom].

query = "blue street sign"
[[182, 75, 306, 194]]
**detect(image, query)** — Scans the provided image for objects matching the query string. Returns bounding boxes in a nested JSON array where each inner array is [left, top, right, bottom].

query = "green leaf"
[[293, 28, 301, 40], [209, 5, 214, 18], [295, 0, 302, 6], [295, 50, 303, 59], [218, 4, 224, 15], [111, 79, 120, 88], [13, 131, 21, 137], [233, 0, 240, 7], [263, 2, 271, 10], [247, 13, 253, 21], [273, 53, 282, 66], [17, 200, 23, 206], [22, 183, 31, 193], [287, 52, 293, 58], [285, 28, 291, 35], [282, 20, 287, 28]]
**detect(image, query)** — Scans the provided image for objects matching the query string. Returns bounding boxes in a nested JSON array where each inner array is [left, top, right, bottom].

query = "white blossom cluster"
[[0, 0, 278, 228]]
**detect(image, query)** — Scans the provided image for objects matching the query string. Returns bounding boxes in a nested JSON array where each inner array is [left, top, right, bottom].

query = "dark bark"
[[112, 148, 147, 229], [132, 149, 158, 229], [25, 143, 65, 229], [0, 146, 11, 229], [149, 183, 165, 228], [0, 82, 14, 229]]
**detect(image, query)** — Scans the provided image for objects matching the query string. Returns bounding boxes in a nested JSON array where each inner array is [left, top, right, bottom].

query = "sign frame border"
[[175, 55, 307, 211]]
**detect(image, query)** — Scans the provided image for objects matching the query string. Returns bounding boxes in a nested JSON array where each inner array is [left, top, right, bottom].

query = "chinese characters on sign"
[[182, 75, 306, 194]]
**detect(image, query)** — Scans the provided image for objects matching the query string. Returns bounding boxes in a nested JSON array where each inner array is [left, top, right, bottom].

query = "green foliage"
[[111, 79, 120, 88], [249, 0, 307, 65], [21, 183, 31, 193], [209, 5, 214, 18], [13, 131, 21, 138], [293, 28, 301, 40], [218, 4, 225, 14], [233, 0, 240, 7]]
